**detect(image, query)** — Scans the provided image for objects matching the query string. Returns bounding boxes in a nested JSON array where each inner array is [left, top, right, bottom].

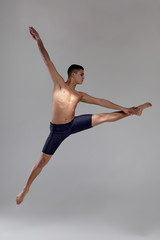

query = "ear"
[[71, 71, 76, 77], [70, 73, 73, 79]]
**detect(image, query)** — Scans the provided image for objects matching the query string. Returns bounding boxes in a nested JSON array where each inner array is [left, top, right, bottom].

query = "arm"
[[79, 91, 136, 115], [29, 27, 64, 87]]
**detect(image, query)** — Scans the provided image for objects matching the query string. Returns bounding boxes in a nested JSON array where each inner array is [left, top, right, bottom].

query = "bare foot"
[[135, 102, 152, 116], [16, 187, 29, 205]]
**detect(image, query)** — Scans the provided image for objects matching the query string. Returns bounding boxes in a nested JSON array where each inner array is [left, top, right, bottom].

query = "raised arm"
[[29, 26, 64, 87], [79, 91, 137, 115]]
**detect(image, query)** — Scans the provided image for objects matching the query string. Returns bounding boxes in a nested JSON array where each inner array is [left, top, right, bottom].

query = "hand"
[[29, 26, 40, 41], [122, 107, 138, 115]]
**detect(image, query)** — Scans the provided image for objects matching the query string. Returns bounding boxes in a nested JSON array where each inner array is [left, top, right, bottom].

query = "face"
[[72, 69, 85, 84]]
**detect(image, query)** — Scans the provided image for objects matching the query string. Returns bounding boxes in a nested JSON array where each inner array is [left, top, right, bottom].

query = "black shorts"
[[42, 114, 93, 155]]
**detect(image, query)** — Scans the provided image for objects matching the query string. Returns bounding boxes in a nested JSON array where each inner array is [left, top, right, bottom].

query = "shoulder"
[[76, 91, 84, 98], [76, 91, 88, 102]]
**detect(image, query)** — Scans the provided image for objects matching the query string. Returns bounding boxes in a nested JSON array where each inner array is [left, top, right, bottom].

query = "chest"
[[52, 88, 79, 105]]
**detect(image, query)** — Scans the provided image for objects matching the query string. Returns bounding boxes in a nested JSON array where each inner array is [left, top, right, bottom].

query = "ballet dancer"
[[16, 27, 152, 204]]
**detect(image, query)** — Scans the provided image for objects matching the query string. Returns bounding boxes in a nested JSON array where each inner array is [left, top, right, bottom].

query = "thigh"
[[71, 114, 93, 134], [42, 130, 69, 155]]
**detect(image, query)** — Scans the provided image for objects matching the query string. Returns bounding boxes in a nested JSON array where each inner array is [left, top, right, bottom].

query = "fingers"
[[29, 26, 35, 31], [29, 26, 38, 35], [29, 26, 33, 33], [131, 109, 138, 115], [29, 27, 34, 35], [128, 107, 138, 115], [29, 26, 40, 40], [130, 107, 136, 110]]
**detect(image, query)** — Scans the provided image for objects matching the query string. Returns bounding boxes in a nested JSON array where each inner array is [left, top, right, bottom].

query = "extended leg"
[[92, 102, 152, 127], [92, 111, 129, 127], [16, 152, 52, 205]]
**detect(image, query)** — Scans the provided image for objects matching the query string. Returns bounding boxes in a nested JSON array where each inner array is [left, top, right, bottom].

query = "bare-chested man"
[[16, 27, 152, 205]]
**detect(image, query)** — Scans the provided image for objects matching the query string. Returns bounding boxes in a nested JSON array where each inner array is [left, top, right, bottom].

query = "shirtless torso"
[[51, 83, 81, 124]]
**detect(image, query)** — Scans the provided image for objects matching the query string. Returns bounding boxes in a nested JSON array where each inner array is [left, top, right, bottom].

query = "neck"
[[65, 77, 77, 90]]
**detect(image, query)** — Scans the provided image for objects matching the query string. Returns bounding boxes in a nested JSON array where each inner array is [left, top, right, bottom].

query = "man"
[[16, 27, 152, 205]]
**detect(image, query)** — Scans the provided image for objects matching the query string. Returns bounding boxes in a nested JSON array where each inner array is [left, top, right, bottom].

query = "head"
[[67, 64, 84, 84]]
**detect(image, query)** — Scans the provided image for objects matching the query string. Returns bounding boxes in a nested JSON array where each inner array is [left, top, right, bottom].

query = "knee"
[[36, 154, 52, 169], [92, 113, 106, 127], [37, 158, 46, 169]]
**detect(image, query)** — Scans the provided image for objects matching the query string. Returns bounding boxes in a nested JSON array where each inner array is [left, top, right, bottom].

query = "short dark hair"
[[67, 64, 84, 77]]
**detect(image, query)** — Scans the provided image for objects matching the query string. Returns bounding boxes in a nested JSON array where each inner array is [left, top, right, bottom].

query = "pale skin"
[[16, 27, 152, 205]]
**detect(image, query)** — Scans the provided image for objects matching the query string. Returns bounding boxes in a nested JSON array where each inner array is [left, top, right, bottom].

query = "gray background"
[[0, 0, 159, 239]]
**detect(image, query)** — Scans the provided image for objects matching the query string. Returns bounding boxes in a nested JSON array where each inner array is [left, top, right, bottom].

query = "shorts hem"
[[42, 151, 53, 155]]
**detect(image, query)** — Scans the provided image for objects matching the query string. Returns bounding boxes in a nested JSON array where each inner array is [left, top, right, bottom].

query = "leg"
[[16, 120, 71, 205], [92, 102, 152, 127], [92, 111, 129, 127], [16, 152, 52, 205]]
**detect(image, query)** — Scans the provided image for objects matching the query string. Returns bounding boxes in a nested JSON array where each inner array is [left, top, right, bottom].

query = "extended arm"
[[37, 38, 50, 64], [29, 27, 64, 87], [79, 91, 137, 115]]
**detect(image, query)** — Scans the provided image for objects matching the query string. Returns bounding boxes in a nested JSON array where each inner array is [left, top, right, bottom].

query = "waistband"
[[50, 118, 75, 130]]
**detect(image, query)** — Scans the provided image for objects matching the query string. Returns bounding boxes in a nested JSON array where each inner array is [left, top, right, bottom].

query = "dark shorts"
[[42, 114, 93, 155]]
